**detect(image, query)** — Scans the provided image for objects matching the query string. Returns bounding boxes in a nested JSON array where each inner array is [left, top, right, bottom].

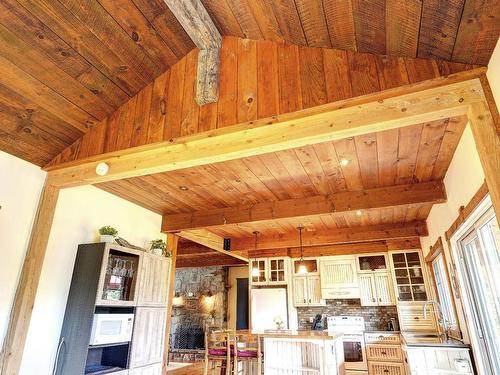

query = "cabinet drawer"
[[366, 344, 403, 362], [322, 287, 359, 299], [368, 362, 406, 375], [365, 332, 401, 344], [398, 305, 437, 332]]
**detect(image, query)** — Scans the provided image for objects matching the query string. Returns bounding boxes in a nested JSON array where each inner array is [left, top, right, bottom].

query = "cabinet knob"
[[379, 298, 382, 302], [381, 351, 387, 355], [303, 299, 306, 303], [372, 298, 376, 302], [414, 317, 419, 320], [309, 299, 311, 303]]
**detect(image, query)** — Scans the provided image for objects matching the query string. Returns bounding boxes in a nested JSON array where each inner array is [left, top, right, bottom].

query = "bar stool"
[[232, 332, 263, 375], [204, 330, 234, 375]]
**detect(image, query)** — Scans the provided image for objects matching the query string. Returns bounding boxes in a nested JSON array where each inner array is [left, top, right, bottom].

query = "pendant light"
[[297, 226, 308, 275], [251, 231, 261, 278]]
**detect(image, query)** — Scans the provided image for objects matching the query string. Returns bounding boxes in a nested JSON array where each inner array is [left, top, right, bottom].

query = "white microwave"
[[89, 313, 134, 345]]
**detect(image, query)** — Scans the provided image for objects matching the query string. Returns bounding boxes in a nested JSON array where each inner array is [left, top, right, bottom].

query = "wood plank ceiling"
[[0, 0, 498, 166], [98, 116, 468, 239]]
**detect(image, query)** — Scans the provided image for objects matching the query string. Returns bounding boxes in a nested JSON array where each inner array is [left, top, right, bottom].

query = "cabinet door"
[[137, 254, 170, 306], [129, 363, 162, 375], [250, 259, 267, 284], [268, 257, 287, 284], [129, 307, 166, 368], [307, 276, 323, 305], [374, 273, 395, 306], [293, 277, 308, 306], [359, 274, 377, 306], [320, 257, 358, 288]]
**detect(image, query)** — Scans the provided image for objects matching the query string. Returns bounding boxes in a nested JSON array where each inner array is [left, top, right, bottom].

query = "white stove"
[[327, 316, 368, 374]]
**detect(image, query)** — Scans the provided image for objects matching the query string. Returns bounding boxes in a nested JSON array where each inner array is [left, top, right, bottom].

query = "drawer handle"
[[414, 317, 419, 320], [381, 351, 387, 355], [383, 370, 389, 373], [378, 335, 384, 339]]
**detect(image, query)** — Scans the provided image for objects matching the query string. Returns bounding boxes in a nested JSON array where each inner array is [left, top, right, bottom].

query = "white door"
[[359, 274, 377, 306], [307, 275, 323, 305], [293, 277, 308, 306], [129, 307, 166, 368], [374, 272, 395, 306]]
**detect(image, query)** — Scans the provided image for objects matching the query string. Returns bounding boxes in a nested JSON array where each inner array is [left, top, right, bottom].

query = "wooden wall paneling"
[[246, 0, 282, 41], [131, 82, 153, 147], [375, 55, 410, 90], [237, 38, 258, 122], [163, 234, 178, 372], [225, 0, 262, 39], [115, 95, 138, 151], [277, 42, 303, 113], [347, 51, 381, 96], [180, 50, 200, 136], [417, 0, 465, 60], [298, 46, 328, 108], [452, 0, 500, 65], [322, 0, 356, 51], [385, 0, 422, 57], [0, 183, 59, 375], [17, 0, 145, 95], [468, 102, 500, 222], [268, 0, 307, 45], [294, 0, 332, 47], [404, 58, 441, 84], [0, 0, 129, 109], [414, 118, 449, 182], [98, 0, 177, 69], [352, 0, 386, 54], [147, 71, 170, 143], [103, 109, 120, 153], [322, 49, 352, 102], [257, 40, 280, 118], [217, 37, 239, 127], [164, 58, 186, 139], [200, 0, 244, 37], [333, 137, 366, 191]]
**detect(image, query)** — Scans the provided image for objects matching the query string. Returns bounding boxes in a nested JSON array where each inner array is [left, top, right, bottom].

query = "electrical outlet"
[[309, 317, 314, 323]]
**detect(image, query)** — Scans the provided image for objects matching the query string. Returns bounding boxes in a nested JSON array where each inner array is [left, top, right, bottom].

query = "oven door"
[[342, 334, 368, 371]]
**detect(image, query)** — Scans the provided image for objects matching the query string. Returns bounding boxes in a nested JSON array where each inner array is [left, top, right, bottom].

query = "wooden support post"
[[0, 182, 59, 375], [163, 233, 179, 374], [468, 101, 500, 224]]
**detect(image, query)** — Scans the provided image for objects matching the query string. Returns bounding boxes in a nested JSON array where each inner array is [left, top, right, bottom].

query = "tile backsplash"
[[296, 299, 399, 331]]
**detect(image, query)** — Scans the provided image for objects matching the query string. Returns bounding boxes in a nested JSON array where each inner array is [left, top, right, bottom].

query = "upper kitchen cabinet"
[[320, 256, 359, 299], [359, 272, 396, 307], [292, 258, 319, 275], [250, 257, 289, 286], [137, 253, 171, 306], [389, 250, 428, 303], [357, 254, 389, 272]]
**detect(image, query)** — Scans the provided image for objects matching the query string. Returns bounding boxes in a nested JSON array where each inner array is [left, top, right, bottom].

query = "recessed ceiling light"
[[179, 186, 189, 191], [339, 158, 350, 166], [95, 162, 109, 176], [356, 210, 362, 216]]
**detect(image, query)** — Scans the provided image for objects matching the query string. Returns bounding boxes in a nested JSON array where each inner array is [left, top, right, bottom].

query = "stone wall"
[[296, 299, 399, 331]]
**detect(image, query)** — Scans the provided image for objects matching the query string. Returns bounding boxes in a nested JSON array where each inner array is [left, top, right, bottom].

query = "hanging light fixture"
[[296, 226, 308, 275], [251, 231, 261, 278]]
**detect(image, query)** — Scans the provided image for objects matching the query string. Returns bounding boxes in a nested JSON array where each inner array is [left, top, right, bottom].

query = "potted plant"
[[150, 239, 170, 257], [99, 226, 118, 243]]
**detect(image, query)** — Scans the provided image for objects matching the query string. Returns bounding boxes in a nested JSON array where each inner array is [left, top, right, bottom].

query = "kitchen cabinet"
[[292, 275, 324, 306], [129, 307, 166, 368], [403, 345, 474, 375], [137, 253, 170, 306], [398, 303, 438, 332], [357, 253, 389, 272], [389, 250, 428, 302], [292, 257, 319, 275], [320, 256, 359, 299], [250, 257, 289, 285], [368, 362, 406, 375]]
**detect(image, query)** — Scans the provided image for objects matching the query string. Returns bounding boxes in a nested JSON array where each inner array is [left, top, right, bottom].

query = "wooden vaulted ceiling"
[[0, 0, 498, 166]]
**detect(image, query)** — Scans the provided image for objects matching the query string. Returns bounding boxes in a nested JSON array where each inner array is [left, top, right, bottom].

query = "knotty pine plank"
[[294, 0, 332, 47], [347, 51, 381, 96], [276, 149, 318, 197], [242, 157, 292, 200], [396, 124, 424, 185], [268, 0, 307, 45], [225, 0, 263, 39], [375, 55, 410, 90], [86, 119, 107, 157], [217, 37, 238, 128], [257, 40, 280, 118], [131, 82, 153, 147], [352, 0, 386, 54], [147, 70, 170, 143], [313, 142, 348, 193], [237, 38, 258, 123], [257, 153, 306, 199], [277, 42, 303, 113], [414, 119, 449, 182], [247, 0, 282, 40], [322, 49, 352, 102], [385, 0, 422, 57], [294, 145, 331, 195], [333, 137, 364, 191], [115, 95, 137, 150], [376, 129, 399, 187], [298, 46, 328, 108], [355, 133, 380, 188], [322, 0, 356, 51], [200, 0, 244, 37], [0, 129, 52, 165], [198, 101, 218, 132], [165, 58, 186, 139], [103, 107, 120, 153], [417, 0, 465, 60], [180, 50, 199, 136], [404, 58, 441, 84]]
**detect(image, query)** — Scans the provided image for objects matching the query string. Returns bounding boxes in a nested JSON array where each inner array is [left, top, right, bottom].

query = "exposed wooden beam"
[[177, 253, 247, 268], [163, 0, 221, 104], [176, 229, 248, 262], [44, 76, 485, 188], [161, 181, 447, 232], [231, 221, 428, 251], [163, 233, 178, 374], [0, 182, 59, 375]]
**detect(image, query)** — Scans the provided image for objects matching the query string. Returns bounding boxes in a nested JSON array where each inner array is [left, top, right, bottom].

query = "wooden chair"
[[232, 332, 263, 375], [204, 330, 234, 375]]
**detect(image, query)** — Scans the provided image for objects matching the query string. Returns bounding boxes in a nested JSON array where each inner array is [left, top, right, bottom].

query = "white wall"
[[0, 151, 165, 375]]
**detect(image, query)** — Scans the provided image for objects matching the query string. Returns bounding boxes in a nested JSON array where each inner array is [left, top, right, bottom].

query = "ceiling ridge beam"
[[161, 181, 447, 232], [231, 221, 428, 251], [163, 0, 221, 104]]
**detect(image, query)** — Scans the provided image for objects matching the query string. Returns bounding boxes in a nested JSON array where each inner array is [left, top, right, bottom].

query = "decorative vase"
[[100, 234, 114, 243], [152, 248, 163, 256]]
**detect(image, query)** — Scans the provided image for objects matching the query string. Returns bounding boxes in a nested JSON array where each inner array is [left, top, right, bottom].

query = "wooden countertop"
[[236, 330, 342, 340]]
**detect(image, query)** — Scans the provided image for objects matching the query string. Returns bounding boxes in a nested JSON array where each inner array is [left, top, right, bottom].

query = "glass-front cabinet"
[[389, 250, 428, 302], [249, 257, 289, 285], [357, 253, 388, 272]]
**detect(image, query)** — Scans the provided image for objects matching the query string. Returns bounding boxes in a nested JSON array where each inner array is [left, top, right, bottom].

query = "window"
[[432, 254, 457, 326]]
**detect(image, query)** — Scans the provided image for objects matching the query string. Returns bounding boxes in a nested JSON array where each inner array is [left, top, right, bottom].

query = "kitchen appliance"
[[250, 288, 288, 331], [89, 313, 134, 345], [311, 314, 323, 330], [327, 316, 368, 374]]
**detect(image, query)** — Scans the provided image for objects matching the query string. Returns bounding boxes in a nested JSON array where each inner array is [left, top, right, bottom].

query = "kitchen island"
[[255, 330, 344, 375]]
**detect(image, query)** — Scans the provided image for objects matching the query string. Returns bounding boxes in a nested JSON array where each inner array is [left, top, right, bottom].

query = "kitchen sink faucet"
[[423, 300, 449, 340]]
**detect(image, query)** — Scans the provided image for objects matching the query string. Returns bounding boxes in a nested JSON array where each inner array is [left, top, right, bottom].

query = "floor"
[[166, 361, 204, 375]]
